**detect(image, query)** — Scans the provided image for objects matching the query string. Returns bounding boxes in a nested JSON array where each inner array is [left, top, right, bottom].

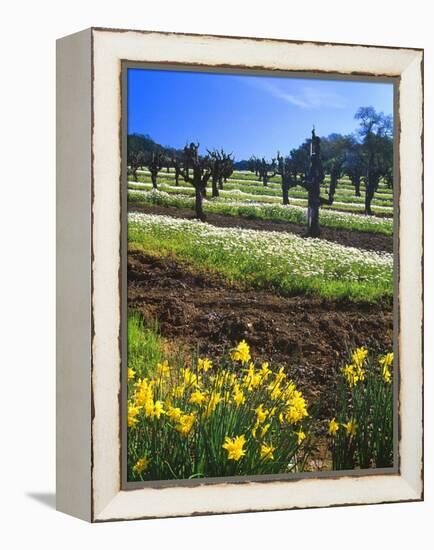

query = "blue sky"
[[127, 68, 393, 160]]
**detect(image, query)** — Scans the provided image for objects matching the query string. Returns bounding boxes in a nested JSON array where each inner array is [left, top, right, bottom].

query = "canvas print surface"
[[125, 67, 395, 483]]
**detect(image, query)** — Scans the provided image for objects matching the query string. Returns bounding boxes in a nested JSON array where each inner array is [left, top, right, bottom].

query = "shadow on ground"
[[26, 492, 56, 510]]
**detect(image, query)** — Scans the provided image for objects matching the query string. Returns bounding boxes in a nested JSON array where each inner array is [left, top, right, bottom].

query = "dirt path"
[[129, 204, 393, 253], [128, 252, 393, 404]]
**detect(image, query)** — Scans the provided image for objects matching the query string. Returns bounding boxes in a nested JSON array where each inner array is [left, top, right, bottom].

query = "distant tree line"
[[127, 135, 234, 221], [127, 133, 183, 158], [247, 107, 393, 216], [127, 106, 393, 231]]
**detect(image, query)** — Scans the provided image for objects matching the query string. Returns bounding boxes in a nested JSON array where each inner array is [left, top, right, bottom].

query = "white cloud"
[[302, 86, 347, 109], [244, 78, 347, 110]]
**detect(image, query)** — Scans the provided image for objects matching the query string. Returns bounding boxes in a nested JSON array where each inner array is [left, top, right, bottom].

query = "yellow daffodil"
[[156, 360, 170, 378], [227, 372, 237, 387], [260, 423, 271, 438], [128, 367, 136, 380], [204, 391, 221, 417], [274, 367, 287, 385], [260, 362, 271, 380], [285, 392, 308, 424], [166, 405, 182, 422], [232, 385, 245, 407], [382, 365, 392, 384], [180, 368, 198, 388], [132, 456, 149, 474], [197, 357, 213, 372], [328, 417, 339, 435], [222, 390, 231, 404], [134, 378, 155, 406], [176, 413, 196, 436], [153, 400, 165, 419], [341, 348, 368, 387], [260, 443, 275, 461], [282, 381, 296, 400], [379, 352, 393, 369], [144, 399, 155, 418], [352, 347, 368, 368], [128, 403, 141, 427], [343, 418, 357, 437], [379, 352, 393, 384], [268, 381, 283, 400], [255, 404, 268, 425], [190, 389, 206, 406], [296, 430, 306, 444], [127, 348, 312, 477], [222, 435, 246, 461], [173, 384, 185, 398], [231, 340, 251, 364], [144, 398, 165, 419], [244, 363, 262, 391], [341, 364, 361, 388]]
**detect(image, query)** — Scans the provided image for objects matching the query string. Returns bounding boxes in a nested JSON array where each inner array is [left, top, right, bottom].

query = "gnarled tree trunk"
[[282, 183, 289, 205], [212, 175, 219, 197], [174, 166, 180, 186], [150, 171, 158, 189], [352, 176, 361, 197], [307, 191, 321, 238], [306, 129, 324, 238], [195, 186, 206, 221], [365, 173, 380, 215], [328, 172, 339, 204]]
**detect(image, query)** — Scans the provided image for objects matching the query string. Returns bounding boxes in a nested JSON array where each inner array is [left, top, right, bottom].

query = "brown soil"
[[128, 252, 393, 405], [129, 204, 393, 253]]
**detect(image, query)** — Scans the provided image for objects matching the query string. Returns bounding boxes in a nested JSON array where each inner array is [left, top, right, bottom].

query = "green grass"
[[137, 167, 393, 194], [328, 349, 393, 470], [129, 177, 393, 209], [128, 212, 393, 303], [130, 173, 394, 207], [220, 170, 393, 192], [128, 313, 164, 379], [128, 189, 394, 236]]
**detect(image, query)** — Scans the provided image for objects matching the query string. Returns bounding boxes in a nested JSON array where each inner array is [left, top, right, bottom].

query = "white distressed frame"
[[56, 28, 423, 522]]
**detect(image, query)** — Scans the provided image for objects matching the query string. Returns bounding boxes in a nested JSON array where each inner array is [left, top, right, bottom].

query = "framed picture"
[[56, 27, 423, 522]]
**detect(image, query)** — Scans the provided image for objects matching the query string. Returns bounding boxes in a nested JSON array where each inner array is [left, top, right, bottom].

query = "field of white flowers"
[[128, 212, 393, 301], [128, 188, 394, 236], [132, 168, 394, 211], [128, 181, 394, 214]]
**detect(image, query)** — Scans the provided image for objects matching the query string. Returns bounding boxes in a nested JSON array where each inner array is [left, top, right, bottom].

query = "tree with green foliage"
[[248, 156, 258, 175], [127, 133, 165, 157], [289, 141, 310, 183], [355, 107, 393, 214], [343, 138, 365, 197], [321, 134, 351, 204]]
